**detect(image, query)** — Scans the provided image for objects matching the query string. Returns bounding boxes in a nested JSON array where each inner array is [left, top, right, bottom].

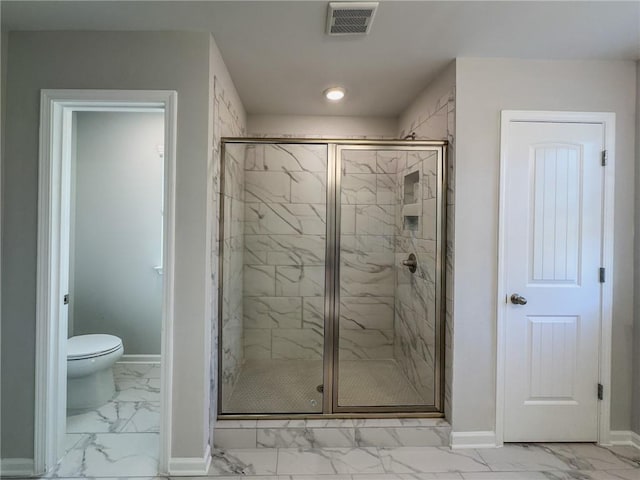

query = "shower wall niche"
[[219, 139, 446, 416]]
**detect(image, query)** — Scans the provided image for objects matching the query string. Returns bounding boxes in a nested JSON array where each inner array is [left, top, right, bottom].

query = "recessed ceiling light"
[[324, 87, 346, 101]]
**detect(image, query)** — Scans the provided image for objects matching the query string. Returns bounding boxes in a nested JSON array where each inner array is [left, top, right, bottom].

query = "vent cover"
[[326, 2, 378, 36]]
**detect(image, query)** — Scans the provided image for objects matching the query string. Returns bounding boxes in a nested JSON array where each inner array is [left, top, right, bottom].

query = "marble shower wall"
[[399, 86, 456, 419], [339, 150, 397, 360], [338, 146, 442, 404], [220, 143, 246, 408], [212, 77, 246, 414], [393, 150, 440, 405], [242, 144, 328, 361]]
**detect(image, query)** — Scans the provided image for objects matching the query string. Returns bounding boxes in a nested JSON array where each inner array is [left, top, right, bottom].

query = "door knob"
[[510, 294, 527, 305]]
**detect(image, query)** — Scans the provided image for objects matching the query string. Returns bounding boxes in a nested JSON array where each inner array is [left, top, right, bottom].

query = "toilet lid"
[[68, 334, 123, 360]]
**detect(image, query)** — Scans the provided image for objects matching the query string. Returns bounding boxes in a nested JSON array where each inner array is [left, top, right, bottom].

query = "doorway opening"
[[35, 90, 177, 475]]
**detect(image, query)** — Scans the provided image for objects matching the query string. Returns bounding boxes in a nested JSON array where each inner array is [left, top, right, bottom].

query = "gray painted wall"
[[1, 31, 211, 461], [71, 111, 164, 355], [453, 58, 636, 433], [633, 60, 640, 436]]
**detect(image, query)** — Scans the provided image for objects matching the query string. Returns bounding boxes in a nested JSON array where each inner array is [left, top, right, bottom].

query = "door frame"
[[216, 138, 448, 417], [496, 110, 615, 446], [35, 89, 177, 474]]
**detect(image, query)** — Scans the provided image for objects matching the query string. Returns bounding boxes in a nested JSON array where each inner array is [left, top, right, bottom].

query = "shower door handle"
[[402, 254, 417, 273]]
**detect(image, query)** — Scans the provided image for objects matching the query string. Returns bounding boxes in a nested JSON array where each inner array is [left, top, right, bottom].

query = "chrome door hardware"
[[402, 253, 417, 273], [510, 293, 527, 305]]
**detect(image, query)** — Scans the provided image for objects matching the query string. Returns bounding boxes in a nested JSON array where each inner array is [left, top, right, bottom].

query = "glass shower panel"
[[336, 147, 441, 409], [220, 142, 328, 414]]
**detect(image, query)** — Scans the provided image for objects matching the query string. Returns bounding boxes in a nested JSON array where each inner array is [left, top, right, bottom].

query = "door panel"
[[219, 142, 327, 414], [504, 122, 603, 441], [335, 146, 442, 411]]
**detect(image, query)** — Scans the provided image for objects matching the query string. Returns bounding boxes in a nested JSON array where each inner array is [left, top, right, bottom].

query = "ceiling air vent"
[[326, 2, 379, 36]]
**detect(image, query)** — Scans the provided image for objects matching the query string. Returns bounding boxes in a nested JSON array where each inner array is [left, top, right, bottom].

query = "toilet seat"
[[68, 334, 123, 360]]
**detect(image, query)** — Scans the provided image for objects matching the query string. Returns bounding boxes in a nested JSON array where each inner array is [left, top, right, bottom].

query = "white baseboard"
[[450, 431, 498, 449], [168, 445, 211, 476], [609, 430, 640, 449], [0, 458, 35, 477], [118, 354, 161, 364]]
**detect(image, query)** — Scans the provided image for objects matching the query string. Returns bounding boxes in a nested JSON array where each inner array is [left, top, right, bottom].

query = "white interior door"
[[503, 121, 604, 442]]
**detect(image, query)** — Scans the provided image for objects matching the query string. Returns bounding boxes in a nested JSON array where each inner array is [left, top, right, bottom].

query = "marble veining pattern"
[[204, 443, 640, 478], [393, 148, 440, 406], [239, 143, 328, 371], [59, 362, 160, 477], [214, 75, 247, 422], [396, 87, 455, 416], [338, 150, 397, 372]]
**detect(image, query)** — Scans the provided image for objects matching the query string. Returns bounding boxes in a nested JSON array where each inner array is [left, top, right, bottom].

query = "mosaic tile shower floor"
[[224, 359, 428, 414]]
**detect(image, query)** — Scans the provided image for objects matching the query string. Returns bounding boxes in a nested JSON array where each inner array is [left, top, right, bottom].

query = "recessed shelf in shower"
[[402, 169, 421, 230]]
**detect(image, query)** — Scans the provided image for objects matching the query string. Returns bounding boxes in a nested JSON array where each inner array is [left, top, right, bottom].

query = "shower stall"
[[218, 139, 447, 416]]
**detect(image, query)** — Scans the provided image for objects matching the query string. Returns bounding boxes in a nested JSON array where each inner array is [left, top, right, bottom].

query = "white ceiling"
[[3, 1, 639, 117]]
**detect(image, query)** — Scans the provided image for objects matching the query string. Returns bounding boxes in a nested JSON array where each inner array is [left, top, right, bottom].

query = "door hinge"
[[598, 383, 604, 400], [63, 294, 70, 305], [599, 267, 605, 283], [601, 150, 607, 166]]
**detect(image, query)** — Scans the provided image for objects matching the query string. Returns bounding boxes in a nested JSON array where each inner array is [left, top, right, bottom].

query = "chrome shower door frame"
[[332, 143, 446, 414], [218, 138, 447, 418]]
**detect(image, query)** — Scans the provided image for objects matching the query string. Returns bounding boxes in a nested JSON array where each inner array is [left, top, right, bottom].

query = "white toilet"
[[67, 334, 124, 410]]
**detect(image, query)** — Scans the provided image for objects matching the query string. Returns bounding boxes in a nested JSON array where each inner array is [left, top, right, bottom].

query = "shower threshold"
[[213, 416, 451, 449]]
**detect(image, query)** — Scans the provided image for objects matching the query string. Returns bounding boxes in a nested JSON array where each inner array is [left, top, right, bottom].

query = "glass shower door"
[[219, 142, 328, 414], [335, 146, 443, 411]]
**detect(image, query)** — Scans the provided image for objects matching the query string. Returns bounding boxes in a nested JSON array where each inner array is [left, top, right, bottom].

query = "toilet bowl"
[[67, 334, 123, 410]]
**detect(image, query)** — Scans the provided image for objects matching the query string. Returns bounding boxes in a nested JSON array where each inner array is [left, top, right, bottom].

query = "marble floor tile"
[[257, 427, 357, 448], [178, 477, 282, 480], [543, 443, 640, 471], [276, 447, 385, 475], [475, 444, 574, 472], [601, 446, 640, 467], [121, 402, 161, 433], [63, 433, 89, 453], [198, 477, 286, 480], [214, 427, 258, 449], [52, 477, 162, 480], [209, 448, 278, 476], [355, 426, 450, 447], [288, 476, 352, 480], [113, 378, 161, 402], [352, 474, 464, 479], [587, 470, 640, 479], [66, 402, 136, 433], [464, 472, 640, 480], [379, 447, 490, 474], [352, 418, 448, 428], [51, 432, 158, 477], [216, 419, 259, 429], [460, 472, 557, 479]]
